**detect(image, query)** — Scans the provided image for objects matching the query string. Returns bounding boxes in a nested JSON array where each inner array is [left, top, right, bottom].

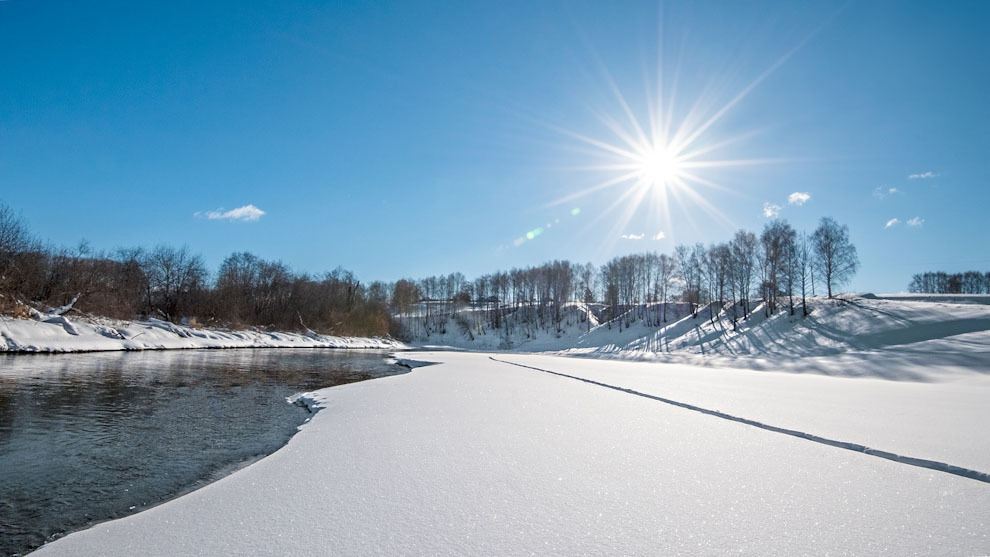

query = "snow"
[[872, 293, 990, 305], [14, 296, 990, 553], [411, 296, 990, 378], [33, 351, 990, 556], [491, 353, 990, 473], [0, 314, 403, 352]]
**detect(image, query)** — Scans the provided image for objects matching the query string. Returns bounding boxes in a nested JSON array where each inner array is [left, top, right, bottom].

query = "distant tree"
[[961, 271, 984, 294], [908, 270, 990, 294], [366, 281, 390, 306], [675, 244, 705, 317], [811, 217, 859, 298], [600, 261, 621, 329], [141, 245, 208, 321], [706, 243, 732, 325], [391, 280, 420, 313], [0, 202, 34, 294], [216, 252, 262, 323], [796, 233, 812, 316], [760, 220, 796, 314], [110, 248, 148, 317], [729, 230, 758, 319], [655, 253, 676, 323]]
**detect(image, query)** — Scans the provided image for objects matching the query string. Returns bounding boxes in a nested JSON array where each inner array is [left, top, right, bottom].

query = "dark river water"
[[0, 349, 409, 556]]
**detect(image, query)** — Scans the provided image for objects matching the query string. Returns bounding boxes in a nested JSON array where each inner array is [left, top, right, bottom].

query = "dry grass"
[[0, 295, 32, 319]]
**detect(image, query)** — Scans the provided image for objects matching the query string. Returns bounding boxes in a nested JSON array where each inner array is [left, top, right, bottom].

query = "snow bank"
[[410, 297, 990, 378], [34, 352, 990, 555], [0, 315, 404, 353]]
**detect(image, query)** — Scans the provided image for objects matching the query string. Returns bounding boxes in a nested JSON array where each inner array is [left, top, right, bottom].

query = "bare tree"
[[0, 203, 34, 294], [796, 233, 812, 316], [706, 243, 732, 326], [760, 220, 796, 315], [141, 245, 208, 321], [675, 244, 705, 317], [730, 230, 757, 319], [909, 270, 990, 294], [811, 217, 859, 298], [656, 253, 676, 323]]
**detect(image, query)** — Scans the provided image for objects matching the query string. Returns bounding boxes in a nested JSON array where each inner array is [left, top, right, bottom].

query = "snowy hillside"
[[408, 296, 990, 375]]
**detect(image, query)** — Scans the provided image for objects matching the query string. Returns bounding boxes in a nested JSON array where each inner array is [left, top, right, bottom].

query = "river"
[[0, 349, 408, 556]]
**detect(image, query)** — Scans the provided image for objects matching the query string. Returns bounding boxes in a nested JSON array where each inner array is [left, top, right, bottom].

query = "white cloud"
[[884, 218, 900, 229], [908, 171, 938, 180], [762, 202, 781, 218], [621, 233, 645, 240], [907, 216, 925, 227], [873, 186, 901, 199], [652, 231, 666, 241], [787, 192, 811, 206], [197, 204, 266, 222]]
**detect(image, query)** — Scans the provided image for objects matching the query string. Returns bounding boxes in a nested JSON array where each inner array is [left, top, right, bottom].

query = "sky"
[[1, 0, 988, 293]]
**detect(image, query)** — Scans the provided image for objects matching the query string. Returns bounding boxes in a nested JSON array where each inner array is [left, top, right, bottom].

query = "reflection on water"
[[0, 349, 407, 557]]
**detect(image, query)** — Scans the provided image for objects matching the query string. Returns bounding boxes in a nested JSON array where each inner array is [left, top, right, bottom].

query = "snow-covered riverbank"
[[34, 351, 990, 555], [410, 296, 990, 377], [0, 315, 404, 353]]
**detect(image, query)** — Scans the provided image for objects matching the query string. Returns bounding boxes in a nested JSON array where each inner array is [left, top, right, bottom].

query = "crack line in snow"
[[488, 355, 990, 485]]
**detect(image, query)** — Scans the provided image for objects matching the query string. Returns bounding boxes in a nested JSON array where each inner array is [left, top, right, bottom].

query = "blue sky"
[[1, 1, 987, 292]]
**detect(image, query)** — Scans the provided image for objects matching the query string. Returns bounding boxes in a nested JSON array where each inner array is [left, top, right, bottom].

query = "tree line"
[[908, 271, 990, 294], [1, 201, 861, 339], [0, 203, 391, 336], [389, 217, 859, 338]]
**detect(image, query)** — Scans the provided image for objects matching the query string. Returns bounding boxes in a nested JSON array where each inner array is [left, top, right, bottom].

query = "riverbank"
[[1, 349, 410, 556], [33, 351, 990, 555], [0, 314, 404, 353]]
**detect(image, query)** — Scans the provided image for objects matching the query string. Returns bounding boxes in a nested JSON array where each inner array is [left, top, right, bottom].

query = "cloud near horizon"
[[762, 202, 781, 218], [908, 171, 938, 179], [787, 192, 811, 205], [620, 233, 645, 240], [884, 218, 900, 229], [196, 204, 266, 222]]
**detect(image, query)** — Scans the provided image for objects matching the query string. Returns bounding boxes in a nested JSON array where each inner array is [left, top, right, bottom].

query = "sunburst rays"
[[549, 74, 775, 245], [543, 19, 829, 251]]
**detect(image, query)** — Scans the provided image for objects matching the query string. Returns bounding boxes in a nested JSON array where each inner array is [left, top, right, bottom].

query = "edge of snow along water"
[[0, 314, 405, 353]]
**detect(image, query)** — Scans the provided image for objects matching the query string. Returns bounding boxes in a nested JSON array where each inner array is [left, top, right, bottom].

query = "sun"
[[546, 79, 781, 241], [636, 143, 683, 188], [544, 43, 793, 241]]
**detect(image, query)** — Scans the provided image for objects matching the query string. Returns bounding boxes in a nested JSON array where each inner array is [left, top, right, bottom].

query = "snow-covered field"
[[33, 349, 990, 555], [0, 314, 403, 352]]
